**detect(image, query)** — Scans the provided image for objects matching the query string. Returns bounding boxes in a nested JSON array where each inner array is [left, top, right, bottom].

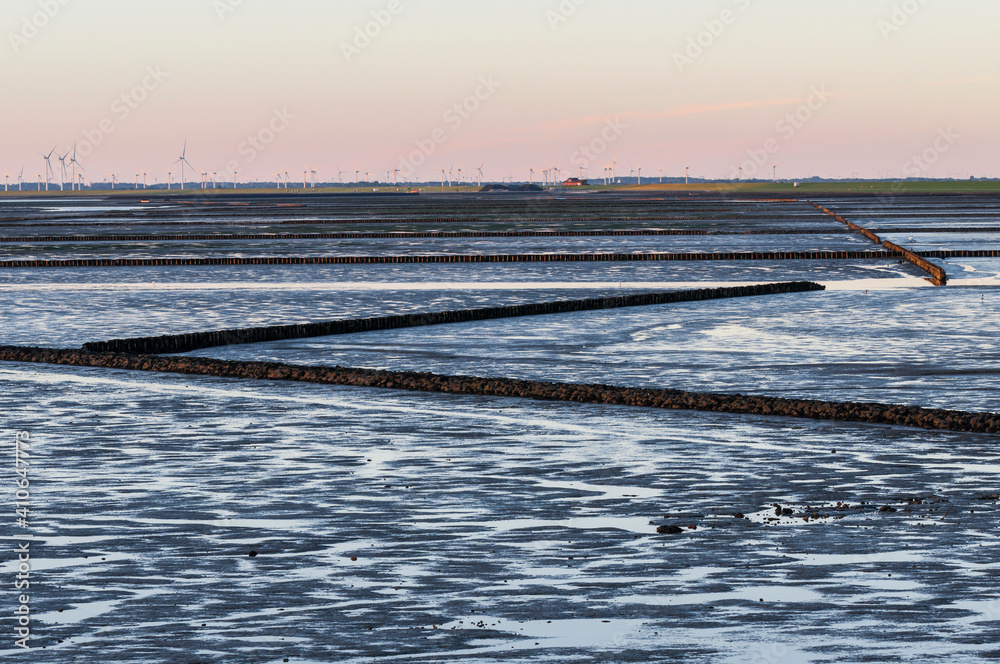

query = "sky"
[[2, 0, 999, 185]]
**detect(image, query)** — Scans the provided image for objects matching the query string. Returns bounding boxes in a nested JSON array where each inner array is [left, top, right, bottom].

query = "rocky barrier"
[[83, 282, 826, 354], [1, 345, 996, 435], [810, 202, 951, 286], [810, 202, 883, 244], [884, 241, 948, 286], [0, 251, 894, 269]]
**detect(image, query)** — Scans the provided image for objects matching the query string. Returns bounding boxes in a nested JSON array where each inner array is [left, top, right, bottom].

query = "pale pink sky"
[[2, 0, 999, 184]]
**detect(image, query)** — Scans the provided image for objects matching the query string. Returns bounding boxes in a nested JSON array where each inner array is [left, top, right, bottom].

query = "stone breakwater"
[[1, 345, 997, 435], [883, 241, 949, 287], [0, 251, 894, 269], [810, 201, 948, 286], [83, 282, 826, 354], [810, 202, 883, 244]]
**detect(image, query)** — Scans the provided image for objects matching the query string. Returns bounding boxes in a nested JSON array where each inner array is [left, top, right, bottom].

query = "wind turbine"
[[528, 168, 535, 185], [3, 171, 8, 192], [68, 149, 85, 191], [770, 162, 782, 182], [336, 168, 345, 184], [56, 151, 69, 191], [440, 169, 447, 188], [142, 172, 148, 189], [392, 162, 400, 185], [355, 169, 360, 184], [476, 163, 485, 186], [303, 170, 309, 189], [167, 171, 172, 190], [311, 169, 318, 187], [685, 164, 690, 185], [738, 162, 744, 182], [174, 141, 194, 190], [41, 148, 56, 191], [18, 168, 25, 191]]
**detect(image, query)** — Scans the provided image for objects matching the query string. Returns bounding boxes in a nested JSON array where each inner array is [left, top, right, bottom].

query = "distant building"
[[561, 178, 588, 186]]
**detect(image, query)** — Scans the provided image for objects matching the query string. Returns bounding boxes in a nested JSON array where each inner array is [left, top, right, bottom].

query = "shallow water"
[[2, 195, 999, 663], [1, 366, 999, 663], [189, 288, 1000, 413]]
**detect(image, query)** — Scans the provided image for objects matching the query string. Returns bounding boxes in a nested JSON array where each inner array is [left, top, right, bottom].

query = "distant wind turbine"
[[69, 149, 86, 191], [174, 141, 194, 190], [770, 162, 782, 182], [56, 151, 69, 191], [41, 148, 56, 191]]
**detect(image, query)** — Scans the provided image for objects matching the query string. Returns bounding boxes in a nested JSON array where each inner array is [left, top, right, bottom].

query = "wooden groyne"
[[0, 229, 851, 243], [0, 251, 895, 270], [82, 282, 826, 355]]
